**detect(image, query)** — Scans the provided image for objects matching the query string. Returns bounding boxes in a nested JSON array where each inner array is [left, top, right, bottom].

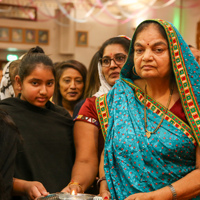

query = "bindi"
[[147, 43, 149, 45]]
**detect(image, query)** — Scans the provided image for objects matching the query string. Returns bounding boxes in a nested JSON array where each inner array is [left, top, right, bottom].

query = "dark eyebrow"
[[115, 53, 126, 56], [102, 56, 111, 59], [29, 78, 54, 82], [134, 43, 143, 47], [153, 41, 168, 47], [63, 76, 71, 78], [102, 53, 126, 58], [29, 78, 40, 81], [134, 41, 168, 47]]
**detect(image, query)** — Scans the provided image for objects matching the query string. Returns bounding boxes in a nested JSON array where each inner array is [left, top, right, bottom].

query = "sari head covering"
[[93, 62, 112, 97], [96, 19, 200, 199]]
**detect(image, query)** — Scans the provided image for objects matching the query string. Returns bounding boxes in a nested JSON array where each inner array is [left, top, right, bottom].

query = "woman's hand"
[[100, 189, 111, 200], [24, 181, 49, 200], [61, 184, 83, 194], [125, 193, 153, 200], [13, 178, 49, 200], [125, 192, 154, 200]]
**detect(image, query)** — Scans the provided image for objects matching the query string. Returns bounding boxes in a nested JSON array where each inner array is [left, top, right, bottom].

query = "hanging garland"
[[0, 0, 199, 26]]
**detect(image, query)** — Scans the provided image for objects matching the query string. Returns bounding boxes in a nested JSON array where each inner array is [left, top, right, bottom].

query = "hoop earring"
[[132, 66, 138, 76]]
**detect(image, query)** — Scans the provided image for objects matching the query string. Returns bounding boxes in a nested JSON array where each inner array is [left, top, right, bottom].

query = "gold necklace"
[[144, 84, 174, 138]]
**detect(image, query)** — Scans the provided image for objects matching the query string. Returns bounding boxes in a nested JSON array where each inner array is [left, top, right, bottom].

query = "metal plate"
[[36, 193, 102, 200], [36, 193, 59, 200], [59, 193, 94, 200]]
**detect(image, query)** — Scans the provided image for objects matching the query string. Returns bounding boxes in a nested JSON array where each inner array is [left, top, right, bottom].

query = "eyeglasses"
[[99, 54, 126, 67]]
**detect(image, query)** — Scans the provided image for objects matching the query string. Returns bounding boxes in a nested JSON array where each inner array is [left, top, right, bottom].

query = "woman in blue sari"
[[97, 19, 200, 200]]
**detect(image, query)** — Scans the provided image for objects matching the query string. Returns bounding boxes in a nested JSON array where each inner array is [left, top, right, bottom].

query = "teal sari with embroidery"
[[96, 19, 200, 200]]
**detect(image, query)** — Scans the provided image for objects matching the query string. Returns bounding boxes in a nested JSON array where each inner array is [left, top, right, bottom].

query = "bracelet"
[[97, 176, 106, 186], [168, 184, 177, 200], [68, 181, 83, 192]]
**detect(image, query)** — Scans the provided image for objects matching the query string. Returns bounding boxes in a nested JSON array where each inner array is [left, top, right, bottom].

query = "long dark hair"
[[0, 109, 21, 200], [83, 51, 100, 98], [54, 60, 87, 106]]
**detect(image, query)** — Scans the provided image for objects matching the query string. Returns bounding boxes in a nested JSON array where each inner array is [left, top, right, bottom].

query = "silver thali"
[[36, 193, 102, 200]]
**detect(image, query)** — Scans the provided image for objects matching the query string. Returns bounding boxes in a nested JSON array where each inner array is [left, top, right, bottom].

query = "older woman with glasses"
[[61, 36, 131, 194], [99, 53, 127, 86]]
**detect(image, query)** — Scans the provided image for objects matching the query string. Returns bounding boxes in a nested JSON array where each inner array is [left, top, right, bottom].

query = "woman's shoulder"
[[79, 96, 97, 111], [0, 97, 20, 111], [73, 99, 86, 119], [76, 96, 97, 117], [0, 97, 18, 104], [74, 96, 99, 127], [86, 96, 97, 103]]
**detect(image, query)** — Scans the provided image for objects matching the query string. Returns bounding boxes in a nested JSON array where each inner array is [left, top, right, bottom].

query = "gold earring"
[[132, 66, 138, 76]]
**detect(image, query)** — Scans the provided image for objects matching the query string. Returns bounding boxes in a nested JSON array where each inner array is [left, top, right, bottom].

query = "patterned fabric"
[[96, 94, 109, 140], [0, 61, 15, 100], [75, 115, 99, 126], [96, 19, 200, 200], [74, 96, 100, 127]]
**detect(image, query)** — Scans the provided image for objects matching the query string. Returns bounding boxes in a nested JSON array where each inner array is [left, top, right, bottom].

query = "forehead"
[[103, 44, 126, 56], [61, 67, 82, 78], [27, 64, 54, 79], [60, 67, 83, 78], [134, 24, 167, 45]]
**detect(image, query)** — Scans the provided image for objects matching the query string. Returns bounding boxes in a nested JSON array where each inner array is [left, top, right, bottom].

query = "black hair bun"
[[27, 46, 45, 54]]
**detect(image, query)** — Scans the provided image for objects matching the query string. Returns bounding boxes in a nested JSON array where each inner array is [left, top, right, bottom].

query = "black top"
[[0, 111, 20, 200], [0, 97, 75, 200]]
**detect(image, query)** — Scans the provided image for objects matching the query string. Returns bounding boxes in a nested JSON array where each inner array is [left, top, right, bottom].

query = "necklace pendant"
[[146, 130, 151, 138]]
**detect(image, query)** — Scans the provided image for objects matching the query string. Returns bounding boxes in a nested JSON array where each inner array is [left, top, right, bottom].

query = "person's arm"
[[62, 121, 99, 194], [99, 149, 111, 199], [12, 178, 49, 200], [125, 145, 200, 200]]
